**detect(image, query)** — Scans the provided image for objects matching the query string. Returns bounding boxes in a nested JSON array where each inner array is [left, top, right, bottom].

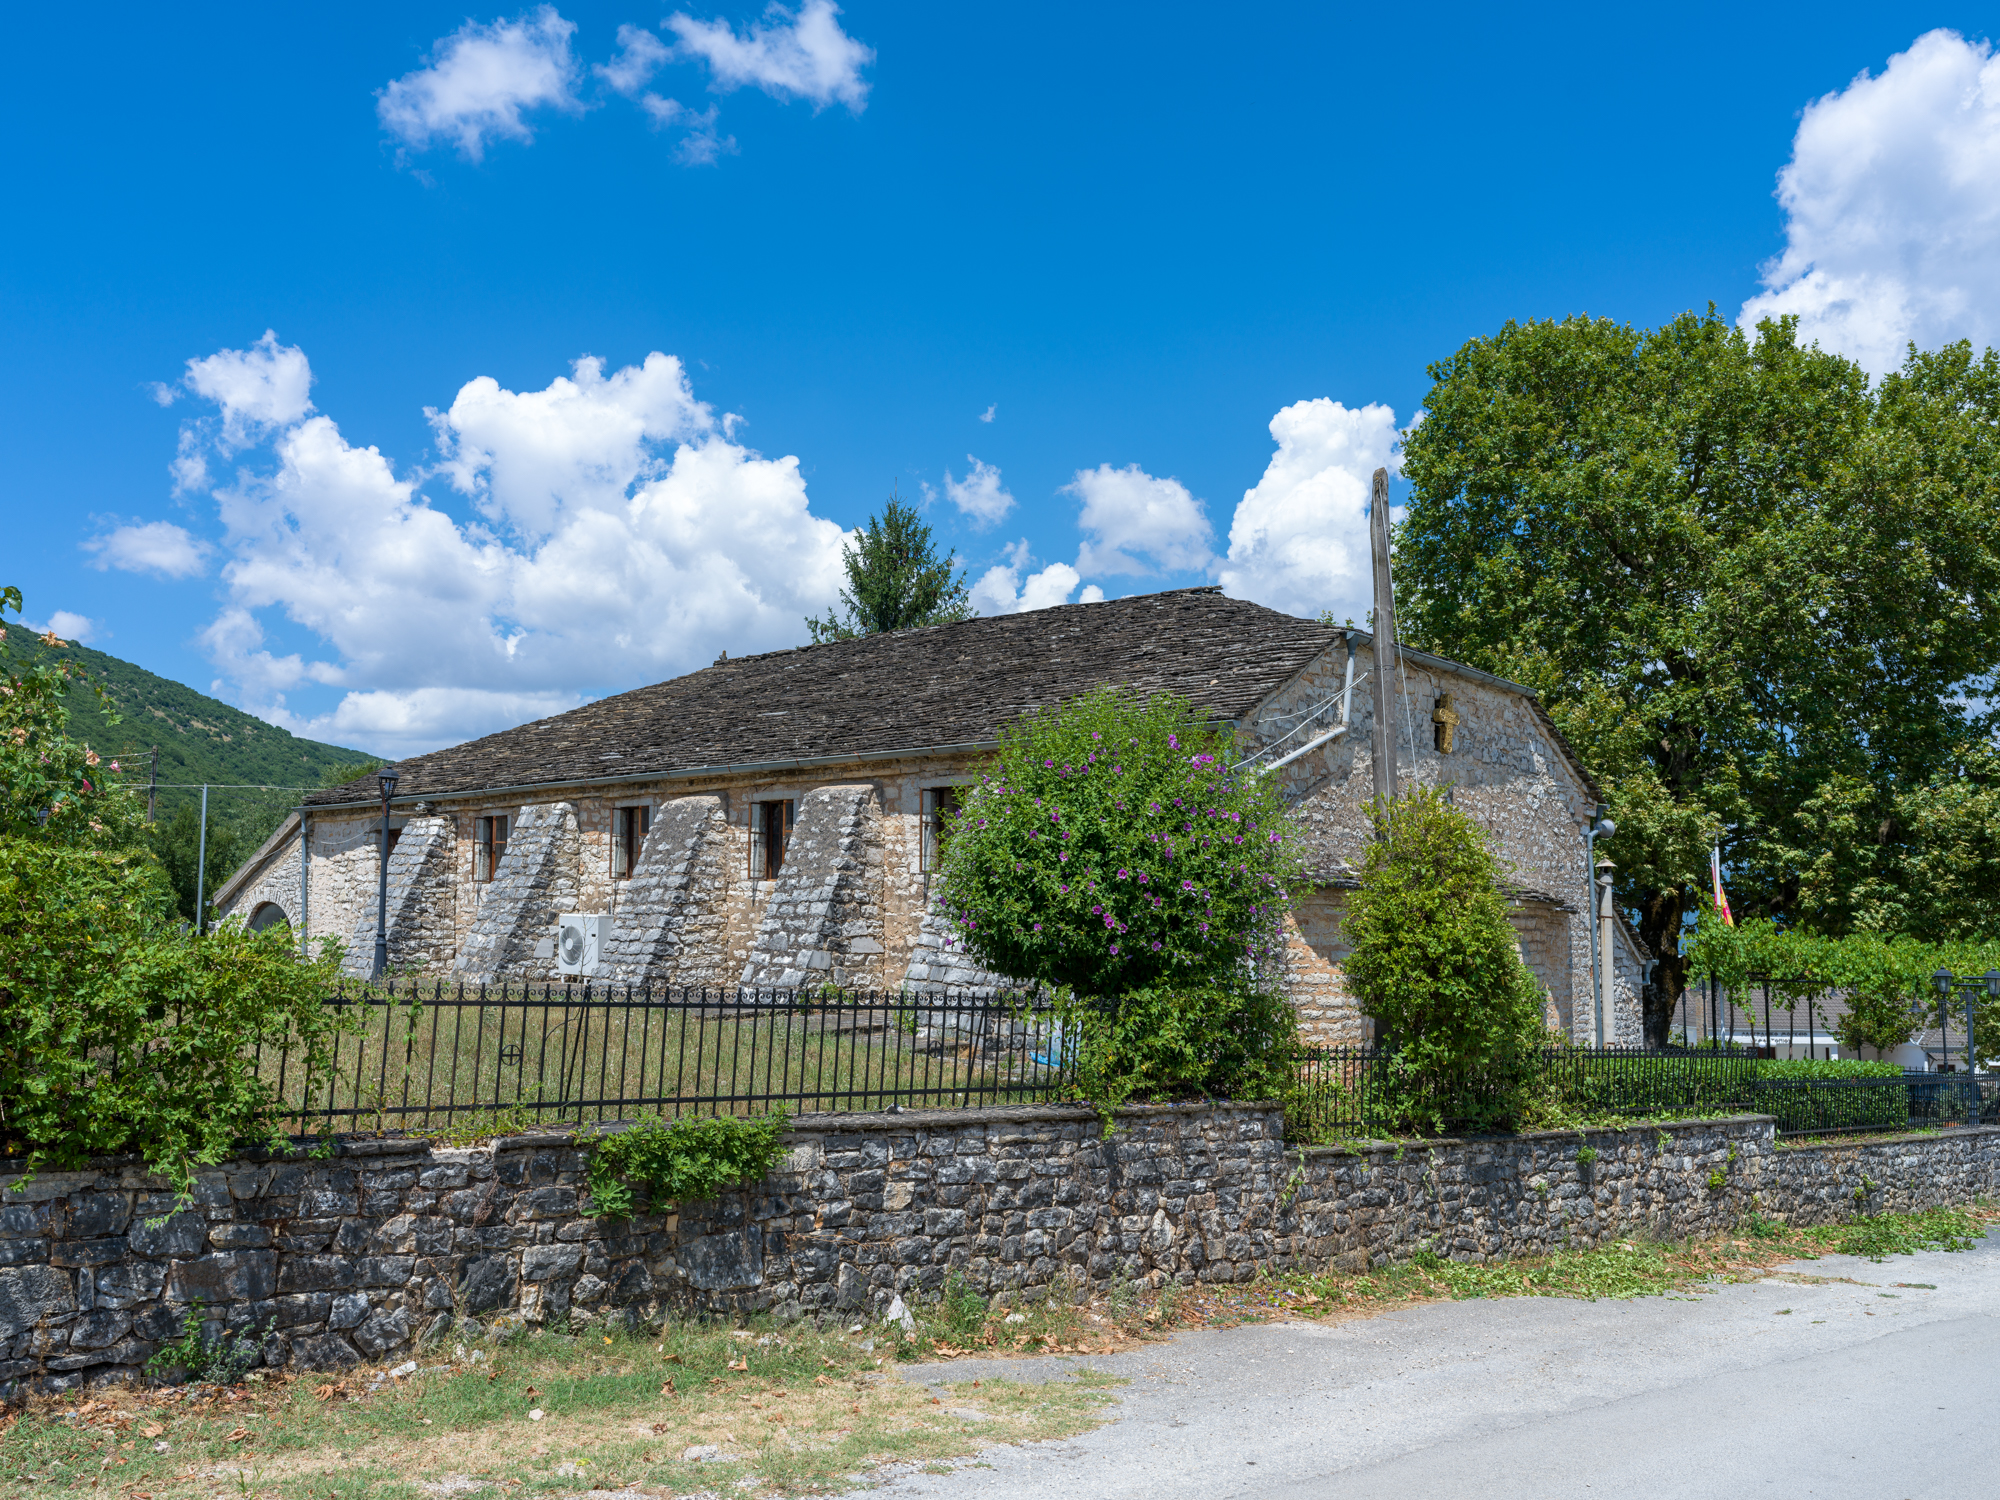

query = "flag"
[[1710, 845, 1734, 927]]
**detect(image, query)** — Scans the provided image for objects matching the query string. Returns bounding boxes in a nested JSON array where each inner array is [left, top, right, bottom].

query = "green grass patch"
[[0, 1316, 1121, 1499]]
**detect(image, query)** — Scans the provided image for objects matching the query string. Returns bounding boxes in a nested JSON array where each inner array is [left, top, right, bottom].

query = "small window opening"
[[474, 814, 509, 882], [613, 804, 652, 879], [922, 786, 962, 873], [384, 826, 403, 858], [752, 799, 794, 881]]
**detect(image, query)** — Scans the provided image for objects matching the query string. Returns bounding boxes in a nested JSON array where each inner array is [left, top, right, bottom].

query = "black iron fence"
[[1289, 1047, 1999, 1141], [259, 984, 1993, 1141], [264, 982, 1068, 1132]]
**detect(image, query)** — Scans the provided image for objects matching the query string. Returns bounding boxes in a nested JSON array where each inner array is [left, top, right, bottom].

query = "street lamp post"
[[1582, 805, 1615, 1046], [371, 763, 400, 982]]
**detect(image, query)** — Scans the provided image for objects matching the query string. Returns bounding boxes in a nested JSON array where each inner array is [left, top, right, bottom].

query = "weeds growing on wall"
[[582, 1112, 792, 1218]]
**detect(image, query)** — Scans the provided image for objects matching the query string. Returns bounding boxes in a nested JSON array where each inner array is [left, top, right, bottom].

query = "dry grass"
[[0, 1321, 1119, 1500]]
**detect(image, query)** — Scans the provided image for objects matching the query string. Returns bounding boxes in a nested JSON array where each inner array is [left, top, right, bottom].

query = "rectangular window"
[[751, 799, 794, 881], [921, 786, 962, 873], [474, 814, 509, 882], [613, 804, 652, 880]]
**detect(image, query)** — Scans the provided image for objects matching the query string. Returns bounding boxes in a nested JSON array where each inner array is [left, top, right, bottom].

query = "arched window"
[[247, 901, 291, 934]]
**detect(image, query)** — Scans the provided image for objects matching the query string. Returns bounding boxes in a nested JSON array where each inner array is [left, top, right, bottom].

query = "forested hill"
[[8, 630, 380, 850]]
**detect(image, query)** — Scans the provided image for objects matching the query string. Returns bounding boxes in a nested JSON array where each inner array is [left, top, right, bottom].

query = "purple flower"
[[1059, 851, 1070, 861], [1167, 734, 1179, 750], [1109, 944, 1119, 954], [1092, 904, 1103, 914], [1138, 873, 1149, 884], [1033, 923, 1042, 932], [1118, 868, 1129, 878], [1182, 880, 1195, 891], [1152, 940, 1162, 950], [1045, 759, 1055, 767]]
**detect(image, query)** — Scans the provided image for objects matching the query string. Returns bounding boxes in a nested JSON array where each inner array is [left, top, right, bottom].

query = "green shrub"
[[1341, 788, 1551, 1134], [1052, 979, 1303, 1128], [584, 1112, 792, 1218], [932, 686, 1305, 994], [1754, 1058, 1903, 1080], [0, 838, 350, 1198]]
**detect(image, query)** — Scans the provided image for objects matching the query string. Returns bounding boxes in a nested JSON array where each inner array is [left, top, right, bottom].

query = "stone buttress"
[[739, 784, 886, 988], [598, 796, 733, 986], [453, 801, 581, 983], [342, 815, 457, 978]]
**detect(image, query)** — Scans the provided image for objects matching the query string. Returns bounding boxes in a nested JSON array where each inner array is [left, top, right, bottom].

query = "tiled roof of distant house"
[[308, 588, 1345, 809]]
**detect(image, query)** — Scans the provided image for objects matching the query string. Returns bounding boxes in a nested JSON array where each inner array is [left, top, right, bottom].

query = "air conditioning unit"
[[555, 913, 603, 977]]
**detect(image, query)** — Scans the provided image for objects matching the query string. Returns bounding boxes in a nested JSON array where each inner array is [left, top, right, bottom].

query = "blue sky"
[[5, 4, 1997, 756]]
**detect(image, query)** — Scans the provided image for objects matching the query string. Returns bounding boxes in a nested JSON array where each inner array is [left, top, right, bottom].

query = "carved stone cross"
[[1432, 693, 1461, 754]]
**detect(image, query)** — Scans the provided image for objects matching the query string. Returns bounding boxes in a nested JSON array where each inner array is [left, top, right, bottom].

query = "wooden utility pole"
[[1367, 466, 1400, 821]]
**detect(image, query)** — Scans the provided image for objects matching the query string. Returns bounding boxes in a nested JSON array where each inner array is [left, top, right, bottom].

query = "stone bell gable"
[[213, 587, 1640, 1043]]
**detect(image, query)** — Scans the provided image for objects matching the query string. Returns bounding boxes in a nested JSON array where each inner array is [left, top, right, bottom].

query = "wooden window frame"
[[921, 785, 963, 874], [750, 799, 795, 881], [612, 803, 652, 880], [474, 814, 509, 883]]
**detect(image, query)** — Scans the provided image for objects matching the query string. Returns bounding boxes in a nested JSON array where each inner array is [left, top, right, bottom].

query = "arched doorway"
[[248, 901, 292, 935]]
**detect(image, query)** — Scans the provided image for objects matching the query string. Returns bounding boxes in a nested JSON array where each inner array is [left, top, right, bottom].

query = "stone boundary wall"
[[4, 1109, 1994, 1395]]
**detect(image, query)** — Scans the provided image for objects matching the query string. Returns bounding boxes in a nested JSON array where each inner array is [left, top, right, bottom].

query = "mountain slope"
[[7, 630, 380, 849]]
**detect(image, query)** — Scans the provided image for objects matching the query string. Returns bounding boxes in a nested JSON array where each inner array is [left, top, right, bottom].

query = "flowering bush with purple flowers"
[[932, 686, 1305, 996]]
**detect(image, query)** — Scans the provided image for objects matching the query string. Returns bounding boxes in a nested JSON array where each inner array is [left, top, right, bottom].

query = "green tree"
[[1341, 788, 1551, 1134], [933, 686, 1305, 995], [145, 800, 244, 926], [805, 490, 974, 642], [935, 686, 1307, 1121], [0, 587, 144, 849], [1397, 311, 2000, 1042], [0, 587, 352, 1198]]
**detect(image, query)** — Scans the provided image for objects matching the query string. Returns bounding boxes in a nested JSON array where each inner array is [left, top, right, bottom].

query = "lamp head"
[[1986, 969, 2000, 998], [1933, 967, 1954, 995], [378, 763, 400, 800]]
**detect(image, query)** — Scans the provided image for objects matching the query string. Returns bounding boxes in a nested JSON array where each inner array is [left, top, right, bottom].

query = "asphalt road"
[[855, 1228, 2000, 1500]]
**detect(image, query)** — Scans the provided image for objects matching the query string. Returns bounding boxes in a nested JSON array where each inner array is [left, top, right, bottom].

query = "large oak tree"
[[1397, 311, 2000, 1042]]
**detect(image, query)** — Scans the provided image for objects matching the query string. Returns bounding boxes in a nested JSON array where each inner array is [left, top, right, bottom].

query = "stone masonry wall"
[[5, 1109, 1993, 1394]]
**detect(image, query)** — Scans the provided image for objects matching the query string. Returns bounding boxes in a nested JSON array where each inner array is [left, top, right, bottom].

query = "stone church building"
[[214, 587, 1646, 1045]]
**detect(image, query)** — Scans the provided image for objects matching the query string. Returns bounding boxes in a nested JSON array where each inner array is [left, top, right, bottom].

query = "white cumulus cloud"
[[1217, 398, 1401, 621], [83, 520, 212, 579], [182, 330, 315, 450], [668, 0, 873, 110], [23, 610, 101, 645], [942, 456, 1014, 527], [1739, 29, 2000, 376], [169, 337, 851, 757], [596, 22, 670, 94], [969, 540, 1104, 616], [1065, 462, 1213, 577], [378, 6, 582, 161]]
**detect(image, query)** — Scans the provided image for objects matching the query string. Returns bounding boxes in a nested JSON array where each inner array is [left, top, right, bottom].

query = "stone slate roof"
[[309, 588, 1340, 810]]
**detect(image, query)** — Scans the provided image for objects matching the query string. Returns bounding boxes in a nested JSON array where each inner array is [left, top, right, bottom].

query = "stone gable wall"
[[4, 1111, 1992, 1395], [1242, 642, 1622, 1046]]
